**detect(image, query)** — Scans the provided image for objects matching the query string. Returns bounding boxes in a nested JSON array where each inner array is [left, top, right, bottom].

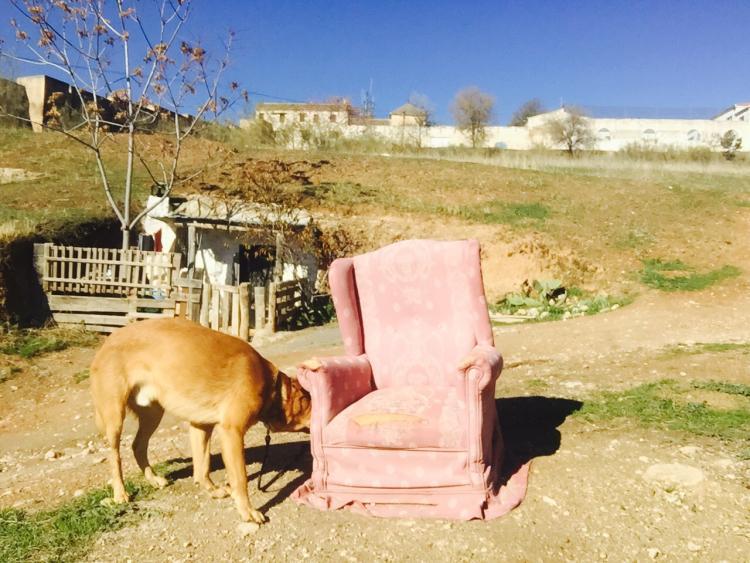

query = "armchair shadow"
[[496, 396, 582, 482]]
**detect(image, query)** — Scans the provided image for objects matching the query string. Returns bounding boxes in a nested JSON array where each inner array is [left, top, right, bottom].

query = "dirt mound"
[[319, 213, 598, 302]]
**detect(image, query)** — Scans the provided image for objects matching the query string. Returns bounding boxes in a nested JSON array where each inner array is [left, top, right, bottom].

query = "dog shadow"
[[163, 438, 312, 513], [496, 395, 583, 483]]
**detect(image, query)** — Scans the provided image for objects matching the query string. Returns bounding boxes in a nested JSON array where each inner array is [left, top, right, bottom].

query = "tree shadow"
[[162, 437, 312, 513], [496, 396, 583, 483]]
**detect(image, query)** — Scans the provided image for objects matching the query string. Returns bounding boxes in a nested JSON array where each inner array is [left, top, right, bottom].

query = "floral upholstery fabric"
[[293, 239, 529, 520]]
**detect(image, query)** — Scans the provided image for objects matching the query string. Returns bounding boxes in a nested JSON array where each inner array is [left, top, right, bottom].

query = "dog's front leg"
[[189, 423, 229, 498], [218, 424, 266, 524]]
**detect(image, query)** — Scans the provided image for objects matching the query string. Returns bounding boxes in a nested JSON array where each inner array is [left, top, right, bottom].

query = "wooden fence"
[[34, 243, 307, 336], [34, 243, 181, 297]]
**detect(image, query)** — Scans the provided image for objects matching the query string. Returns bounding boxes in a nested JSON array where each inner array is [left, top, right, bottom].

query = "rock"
[[643, 463, 705, 488], [237, 522, 260, 537], [92, 456, 107, 465], [44, 450, 61, 461], [542, 496, 558, 507], [647, 547, 660, 559], [679, 446, 700, 457], [686, 541, 701, 552], [73, 489, 84, 497]]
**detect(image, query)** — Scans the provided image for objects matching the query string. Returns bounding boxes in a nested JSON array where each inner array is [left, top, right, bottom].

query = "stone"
[[679, 446, 700, 457], [647, 548, 660, 559], [542, 495, 559, 507], [44, 450, 61, 460], [73, 489, 84, 497], [237, 522, 260, 537], [643, 463, 705, 488], [686, 541, 701, 552]]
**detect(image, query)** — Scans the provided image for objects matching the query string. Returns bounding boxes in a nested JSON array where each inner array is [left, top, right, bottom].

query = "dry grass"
[[1, 128, 749, 294]]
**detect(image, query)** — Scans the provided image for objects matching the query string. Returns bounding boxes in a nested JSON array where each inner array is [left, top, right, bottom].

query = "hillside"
[[1, 128, 749, 302]]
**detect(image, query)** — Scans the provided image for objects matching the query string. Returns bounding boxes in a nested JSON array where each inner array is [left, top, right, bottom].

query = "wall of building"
[[246, 104, 750, 152]]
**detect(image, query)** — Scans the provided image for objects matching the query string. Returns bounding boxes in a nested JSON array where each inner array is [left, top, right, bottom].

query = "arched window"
[[642, 128, 657, 143], [687, 129, 700, 142], [597, 128, 611, 141]]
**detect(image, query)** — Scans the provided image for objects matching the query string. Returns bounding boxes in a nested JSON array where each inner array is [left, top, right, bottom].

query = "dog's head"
[[264, 369, 311, 433]]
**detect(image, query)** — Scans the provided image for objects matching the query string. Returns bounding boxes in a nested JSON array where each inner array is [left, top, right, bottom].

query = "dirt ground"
[[1, 286, 749, 562]]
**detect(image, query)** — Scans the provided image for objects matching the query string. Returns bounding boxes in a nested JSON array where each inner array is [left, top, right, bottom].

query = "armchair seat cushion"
[[324, 386, 467, 450]]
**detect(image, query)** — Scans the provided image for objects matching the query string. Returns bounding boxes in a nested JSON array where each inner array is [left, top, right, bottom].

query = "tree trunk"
[[121, 228, 130, 251]]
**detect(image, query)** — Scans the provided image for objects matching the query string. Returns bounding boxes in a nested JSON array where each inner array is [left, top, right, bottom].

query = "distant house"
[[141, 193, 317, 292], [714, 103, 750, 122], [389, 102, 427, 126], [254, 101, 352, 129]]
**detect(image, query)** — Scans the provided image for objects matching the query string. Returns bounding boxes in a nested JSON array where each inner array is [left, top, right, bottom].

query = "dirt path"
[[1, 290, 749, 561]]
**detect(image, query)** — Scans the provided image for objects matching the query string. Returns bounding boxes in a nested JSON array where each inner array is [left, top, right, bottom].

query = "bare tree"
[[3, 0, 242, 249], [545, 107, 595, 155], [510, 98, 544, 126], [407, 91, 434, 148], [451, 87, 494, 148]]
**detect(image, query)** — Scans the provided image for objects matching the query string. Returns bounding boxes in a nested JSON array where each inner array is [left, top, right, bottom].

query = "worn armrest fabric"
[[297, 355, 373, 426]]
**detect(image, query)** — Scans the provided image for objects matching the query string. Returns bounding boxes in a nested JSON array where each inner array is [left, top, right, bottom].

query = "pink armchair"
[[292, 239, 528, 520]]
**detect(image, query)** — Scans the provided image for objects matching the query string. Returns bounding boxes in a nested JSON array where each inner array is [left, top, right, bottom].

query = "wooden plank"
[[239, 283, 250, 341], [130, 298, 178, 309], [254, 286, 265, 332], [210, 286, 220, 330], [221, 290, 231, 332], [52, 312, 130, 326], [200, 283, 211, 326], [48, 295, 130, 313], [56, 322, 118, 334], [212, 283, 239, 293], [267, 282, 277, 333], [128, 311, 175, 320], [231, 291, 240, 337]]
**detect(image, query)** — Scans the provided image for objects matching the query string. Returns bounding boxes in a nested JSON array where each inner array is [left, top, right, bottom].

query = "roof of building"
[[389, 102, 427, 117], [147, 195, 311, 227]]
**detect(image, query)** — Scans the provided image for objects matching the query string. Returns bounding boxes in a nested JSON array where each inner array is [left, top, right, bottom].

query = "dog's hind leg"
[[218, 424, 266, 523], [99, 402, 129, 503], [131, 403, 168, 489], [189, 423, 229, 498]]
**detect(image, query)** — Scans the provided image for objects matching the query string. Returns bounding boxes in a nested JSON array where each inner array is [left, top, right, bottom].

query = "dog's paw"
[[148, 474, 169, 489], [246, 509, 266, 524], [110, 491, 130, 504], [209, 485, 231, 499]]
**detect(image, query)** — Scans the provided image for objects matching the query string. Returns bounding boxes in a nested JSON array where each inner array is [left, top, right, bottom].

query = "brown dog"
[[89, 317, 311, 523]]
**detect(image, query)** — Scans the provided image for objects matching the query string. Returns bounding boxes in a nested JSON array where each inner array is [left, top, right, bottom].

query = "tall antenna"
[[361, 78, 375, 118]]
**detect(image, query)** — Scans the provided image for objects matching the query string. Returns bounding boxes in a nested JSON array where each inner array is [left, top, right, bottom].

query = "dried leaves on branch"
[[4, 0, 245, 248]]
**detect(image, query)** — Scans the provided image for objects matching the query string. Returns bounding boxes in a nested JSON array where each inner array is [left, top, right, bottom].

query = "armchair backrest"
[[329, 239, 494, 389]]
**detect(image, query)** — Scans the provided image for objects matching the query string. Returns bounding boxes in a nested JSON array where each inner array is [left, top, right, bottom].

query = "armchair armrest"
[[458, 344, 503, 392], [297, 355, 373, 425]]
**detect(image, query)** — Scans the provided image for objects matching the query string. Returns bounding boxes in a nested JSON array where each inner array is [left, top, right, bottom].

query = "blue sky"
[[2, 1, 749, 123]]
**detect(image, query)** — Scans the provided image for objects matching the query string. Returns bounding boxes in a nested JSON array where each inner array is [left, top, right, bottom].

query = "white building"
[[243, 100, 750, 153]]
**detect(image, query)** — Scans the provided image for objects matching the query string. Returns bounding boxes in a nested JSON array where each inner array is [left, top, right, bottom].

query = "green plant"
[[493, 281, 627, 321], [0, 327, 99, 359], [641, 259, 741, 291], [577, 380, 750, 441], [0, 481, 154, 563], [74, 369, 91, 384], [454, 201, 550, 226]]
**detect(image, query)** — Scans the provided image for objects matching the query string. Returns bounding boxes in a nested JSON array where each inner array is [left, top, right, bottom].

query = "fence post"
[[200, 282, 211, 327], [267, 282, 277, 334], [239, 283, 250, 341], [254, 286, 265, 332]]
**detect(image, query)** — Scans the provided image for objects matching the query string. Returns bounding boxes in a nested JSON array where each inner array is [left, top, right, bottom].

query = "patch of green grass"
[[664, 342, 750, 356], [692, 381, 750, 397], [576, 379, 750, 441], [0, 481, 154, 563], [641, 258, 741, 291], [453, 201, 550, 226], [73, 369, 90, 384], [0, 327, 99, 359]]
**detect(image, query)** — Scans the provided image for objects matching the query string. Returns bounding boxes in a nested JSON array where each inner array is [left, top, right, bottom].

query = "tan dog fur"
[[89, 318, 311, 523]]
